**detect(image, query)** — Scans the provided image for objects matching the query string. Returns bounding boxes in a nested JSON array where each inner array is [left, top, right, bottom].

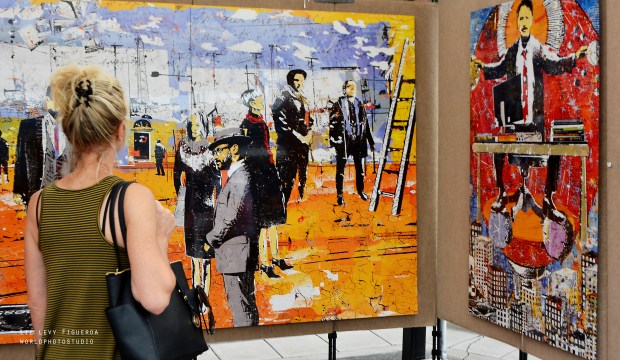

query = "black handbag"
[[103, 181, 215, 360]]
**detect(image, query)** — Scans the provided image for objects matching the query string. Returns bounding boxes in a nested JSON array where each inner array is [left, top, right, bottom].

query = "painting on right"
[[469, 0, 599, 358]]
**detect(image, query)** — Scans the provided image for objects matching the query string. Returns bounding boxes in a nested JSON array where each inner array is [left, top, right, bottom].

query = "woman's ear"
[[115, 122, 126, 148]]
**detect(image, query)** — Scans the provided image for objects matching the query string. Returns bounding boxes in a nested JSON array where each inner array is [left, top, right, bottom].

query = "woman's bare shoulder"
[[123, 182, 155, 204]]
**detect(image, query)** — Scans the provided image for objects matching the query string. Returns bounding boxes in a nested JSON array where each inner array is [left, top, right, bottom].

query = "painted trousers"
[[222, 271, 259, 327], [276, 144, 309, 204]]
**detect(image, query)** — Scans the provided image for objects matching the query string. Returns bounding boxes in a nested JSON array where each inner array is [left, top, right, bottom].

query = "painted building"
[[487, 265, 508, 310], [474, 235, 492, 298]]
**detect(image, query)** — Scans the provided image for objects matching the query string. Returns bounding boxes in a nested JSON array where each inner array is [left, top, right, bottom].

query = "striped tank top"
[[37, 175, 129, 360]]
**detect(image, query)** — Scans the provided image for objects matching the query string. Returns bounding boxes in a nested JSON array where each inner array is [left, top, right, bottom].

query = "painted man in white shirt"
[[474, 0, 587, 221]]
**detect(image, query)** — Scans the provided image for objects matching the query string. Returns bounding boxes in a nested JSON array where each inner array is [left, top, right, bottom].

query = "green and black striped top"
[[37, 175, 129, 360]]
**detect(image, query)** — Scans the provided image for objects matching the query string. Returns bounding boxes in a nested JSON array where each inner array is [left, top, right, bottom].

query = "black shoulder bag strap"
[[116, 182, 132, 244], [103, 181, 132, 270], [35, 195, 40, 228]]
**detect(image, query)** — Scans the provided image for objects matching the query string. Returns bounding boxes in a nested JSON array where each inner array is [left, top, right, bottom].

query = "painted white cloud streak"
[[231, 9, 257, 20], [140, 34, 164, 46], [98, 18, 125, 33], [132, 15, 162, 30], [228, 40, 262, 53], [361, 45, 396, 58], [200, 42, 218, 51], [332, 21, 349, 34], [352, 36, 369, 48], [370, 60, 390, 71], [292, 42, 317, 61], [346, 18, 366, 28]]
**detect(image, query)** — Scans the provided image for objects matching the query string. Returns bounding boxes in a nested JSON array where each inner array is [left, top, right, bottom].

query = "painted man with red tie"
[[474, 0, 586, 220]]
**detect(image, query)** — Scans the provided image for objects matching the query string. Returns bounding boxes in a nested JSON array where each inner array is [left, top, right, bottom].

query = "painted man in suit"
[[206, 128, 259, 327], [329, 80, 375, 206], [474, 0, 586, 221], [154, 139, 166, 176], [272, 69, 314, 204]]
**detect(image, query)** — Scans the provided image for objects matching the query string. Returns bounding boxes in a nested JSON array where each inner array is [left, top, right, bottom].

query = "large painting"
[[469, 0, 599, 358], [0, 0, 417, 343]]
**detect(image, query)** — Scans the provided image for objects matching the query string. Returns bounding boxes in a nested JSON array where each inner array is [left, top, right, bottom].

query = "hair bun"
[[49, 65, 127, 153]]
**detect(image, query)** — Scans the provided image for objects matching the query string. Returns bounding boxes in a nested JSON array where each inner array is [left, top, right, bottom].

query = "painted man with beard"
[[206, 128, 259, 327]]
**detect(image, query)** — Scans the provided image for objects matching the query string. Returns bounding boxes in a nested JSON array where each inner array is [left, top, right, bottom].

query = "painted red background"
[[470, 0, 600, 232]]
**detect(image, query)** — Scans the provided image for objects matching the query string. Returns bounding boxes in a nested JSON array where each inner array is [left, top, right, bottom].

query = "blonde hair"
[[49, 65, 127, 154]]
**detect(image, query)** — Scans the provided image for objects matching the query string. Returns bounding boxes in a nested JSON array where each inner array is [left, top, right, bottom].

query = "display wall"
[[0, 0, 438, 358]]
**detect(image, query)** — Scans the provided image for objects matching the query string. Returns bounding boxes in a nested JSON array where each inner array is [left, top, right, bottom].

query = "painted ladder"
[[368, 38, 416, 216]]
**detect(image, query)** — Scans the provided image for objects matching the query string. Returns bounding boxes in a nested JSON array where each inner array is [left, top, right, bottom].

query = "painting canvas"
[[0, 0, 417, 343], [469, 0, 599, 358]]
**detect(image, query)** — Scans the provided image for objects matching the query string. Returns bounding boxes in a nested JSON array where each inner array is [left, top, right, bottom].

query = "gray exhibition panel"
[[0, 1, 438, 358], [438, 0, 614, 359]]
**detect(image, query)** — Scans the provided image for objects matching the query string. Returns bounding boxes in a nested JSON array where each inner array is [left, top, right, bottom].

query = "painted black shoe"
[[260, 265, 280, 279], [272, 258, 293, 271], [359, 192, 368, 201], [337, 195, 345, 206]]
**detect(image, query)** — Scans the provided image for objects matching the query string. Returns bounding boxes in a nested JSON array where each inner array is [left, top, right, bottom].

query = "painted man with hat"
[[206, 127, 259, 327]]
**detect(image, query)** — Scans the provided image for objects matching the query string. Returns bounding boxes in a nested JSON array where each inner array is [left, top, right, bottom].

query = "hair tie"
[[75, 80, 93, 107]]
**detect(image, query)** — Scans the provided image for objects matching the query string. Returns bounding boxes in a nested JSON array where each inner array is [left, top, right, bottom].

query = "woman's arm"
[[123, 184, 176, 315], [24, 190, 46, 343]]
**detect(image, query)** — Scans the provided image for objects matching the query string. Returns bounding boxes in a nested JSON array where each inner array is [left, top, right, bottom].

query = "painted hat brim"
[[208, 135, 251, 150]]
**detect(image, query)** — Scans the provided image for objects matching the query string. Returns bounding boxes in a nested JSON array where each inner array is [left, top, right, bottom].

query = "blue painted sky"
[[0, 1, 410, 78], [0, 0, 413, 126], [470, 6, 494, 54]]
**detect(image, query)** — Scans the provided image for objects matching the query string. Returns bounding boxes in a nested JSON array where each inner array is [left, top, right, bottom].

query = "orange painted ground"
[[0, 162, 417, 342]]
